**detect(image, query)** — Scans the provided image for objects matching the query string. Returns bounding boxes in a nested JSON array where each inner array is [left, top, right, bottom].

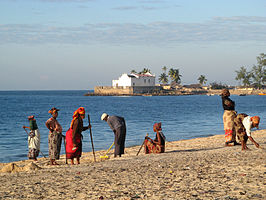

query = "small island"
[[85, 71, 265, 96]]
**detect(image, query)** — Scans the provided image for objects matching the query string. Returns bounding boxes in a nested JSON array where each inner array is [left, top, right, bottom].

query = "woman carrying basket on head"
[[23, 115, 40, 161]]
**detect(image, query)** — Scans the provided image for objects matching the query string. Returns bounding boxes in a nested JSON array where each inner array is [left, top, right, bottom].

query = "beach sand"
[[0, 130, 265, 200]]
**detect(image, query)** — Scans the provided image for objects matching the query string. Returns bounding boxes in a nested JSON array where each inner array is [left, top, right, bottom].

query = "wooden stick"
[[136, 133, 148, 156], [88, 114, 96, 162], [62, 135, 68, 164]]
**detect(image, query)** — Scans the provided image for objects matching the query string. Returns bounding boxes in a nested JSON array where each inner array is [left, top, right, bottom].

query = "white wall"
[[112, 73, 132, 87], [112, 73, 155, 87]]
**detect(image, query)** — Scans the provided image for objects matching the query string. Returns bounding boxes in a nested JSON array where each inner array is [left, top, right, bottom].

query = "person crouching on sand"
[[23, 115, 41, 161], [66, 107, 90, 165], [45, 107, 62, 165], [234, 113, 260, 150]]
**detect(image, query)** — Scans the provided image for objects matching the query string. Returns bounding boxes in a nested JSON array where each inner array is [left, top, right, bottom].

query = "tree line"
[[130, 53, 265, 89], [235, 53, 265, 89]]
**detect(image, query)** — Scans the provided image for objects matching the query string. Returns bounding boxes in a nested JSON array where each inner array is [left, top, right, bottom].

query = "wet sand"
[[0, 130, 265, 200]]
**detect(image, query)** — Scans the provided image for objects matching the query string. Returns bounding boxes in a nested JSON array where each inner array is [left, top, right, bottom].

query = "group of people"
[[221, 89, 261, 150], [22, 91, 261, 164], [23, 107, 127, 165]]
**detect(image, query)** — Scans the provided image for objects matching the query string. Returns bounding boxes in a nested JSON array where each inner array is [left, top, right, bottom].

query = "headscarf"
[[153, 122, 162, 132], [252, 116, 260, 128], [48, 107, 60, 114], [70, 107, 85, 128], [221, 89, 230, 97], [28, 115, 35, 120]]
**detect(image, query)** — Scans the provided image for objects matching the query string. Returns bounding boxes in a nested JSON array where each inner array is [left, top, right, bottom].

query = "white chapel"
[[112, 72, 156, 87]]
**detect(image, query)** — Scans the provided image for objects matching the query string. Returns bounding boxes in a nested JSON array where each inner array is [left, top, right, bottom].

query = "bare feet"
[[50, 159, 59, 165], [225, 142, 233, 147]]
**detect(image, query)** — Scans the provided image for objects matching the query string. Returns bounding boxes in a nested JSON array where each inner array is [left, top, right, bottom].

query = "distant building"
[[112, 72, 155, 87]]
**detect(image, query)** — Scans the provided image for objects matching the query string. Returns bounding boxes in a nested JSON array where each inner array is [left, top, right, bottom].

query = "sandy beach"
[[0, 130, 265, 200]]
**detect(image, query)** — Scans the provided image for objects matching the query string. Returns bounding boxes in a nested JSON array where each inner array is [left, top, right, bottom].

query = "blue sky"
[[0, 0, 265, 90]]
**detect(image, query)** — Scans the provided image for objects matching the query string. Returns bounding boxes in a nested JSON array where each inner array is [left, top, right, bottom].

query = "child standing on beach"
[[23, 115, 41, 161]]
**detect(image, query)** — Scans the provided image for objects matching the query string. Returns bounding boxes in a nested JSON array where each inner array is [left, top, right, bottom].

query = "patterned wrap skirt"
[[48, 131, 62, 160], [234, 113, 248, 143], [223, 110, 237, 143], [144, 138, 165, 154], [28, 148, 39, 159]]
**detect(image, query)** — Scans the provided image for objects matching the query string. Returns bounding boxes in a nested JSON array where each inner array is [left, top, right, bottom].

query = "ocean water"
[[0, 90, 265, 163]]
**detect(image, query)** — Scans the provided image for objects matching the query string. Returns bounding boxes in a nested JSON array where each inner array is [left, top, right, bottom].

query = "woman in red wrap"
[[66, 107, 90, 165], [144, 122, 166, 154]]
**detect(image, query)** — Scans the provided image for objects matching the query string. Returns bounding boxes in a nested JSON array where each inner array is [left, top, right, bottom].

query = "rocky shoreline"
[[0, 130, 265, 200], [84, 89, 266, 96]]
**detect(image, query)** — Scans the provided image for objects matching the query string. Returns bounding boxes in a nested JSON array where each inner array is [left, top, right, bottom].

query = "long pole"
[[23, 128, 46, 158], [136, 133, 148, 156], [88, 114, 96, 162], [62, 135, 68, 164]]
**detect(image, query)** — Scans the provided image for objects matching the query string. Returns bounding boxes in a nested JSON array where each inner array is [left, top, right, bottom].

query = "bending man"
[[234, 113, 260, 150], [101, 113, 126, 157]]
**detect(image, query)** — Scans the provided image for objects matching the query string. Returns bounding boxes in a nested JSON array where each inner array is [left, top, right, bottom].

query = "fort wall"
[[94, 86, 162, 95]]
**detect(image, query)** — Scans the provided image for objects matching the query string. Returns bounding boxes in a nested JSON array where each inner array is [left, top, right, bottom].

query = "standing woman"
[[45, 107, 62, 165], [221, 89, 238, 146], [65, 107, 89, 165], [23, 115, 40, 161]]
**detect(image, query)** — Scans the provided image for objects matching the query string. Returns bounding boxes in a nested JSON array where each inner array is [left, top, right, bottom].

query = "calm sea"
[[0, 90, 265, 163]]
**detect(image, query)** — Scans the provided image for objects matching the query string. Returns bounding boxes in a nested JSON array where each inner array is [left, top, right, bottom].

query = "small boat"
[[258, 93, 266, 95], [239, 94, 246, 96]]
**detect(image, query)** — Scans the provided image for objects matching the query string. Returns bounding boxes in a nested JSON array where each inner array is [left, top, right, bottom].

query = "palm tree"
[[140, 68, 151, 74], [198, 75, 207, 85], [131, 69, 137, 74], [168, 68, 182, 84], [251, 65, 265, 89], [235, 66, 252, 86], [158, 73, 168, 84], [251, 53, 266, 88], [162, 66, 167, 74]]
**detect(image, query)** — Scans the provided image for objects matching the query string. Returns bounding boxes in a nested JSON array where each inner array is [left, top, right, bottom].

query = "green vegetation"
[[158, 66, 182, 84], [210, 82, 228, 89], [132, 53, 265, 89], [198, 75, 207, 86], [158, 66, 168, 84], [131, 68, 151, 75], [235, 53, 266, 88]]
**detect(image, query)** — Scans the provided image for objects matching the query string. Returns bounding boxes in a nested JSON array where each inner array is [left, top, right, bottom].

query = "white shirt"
[[242, 116, 252, 137]]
